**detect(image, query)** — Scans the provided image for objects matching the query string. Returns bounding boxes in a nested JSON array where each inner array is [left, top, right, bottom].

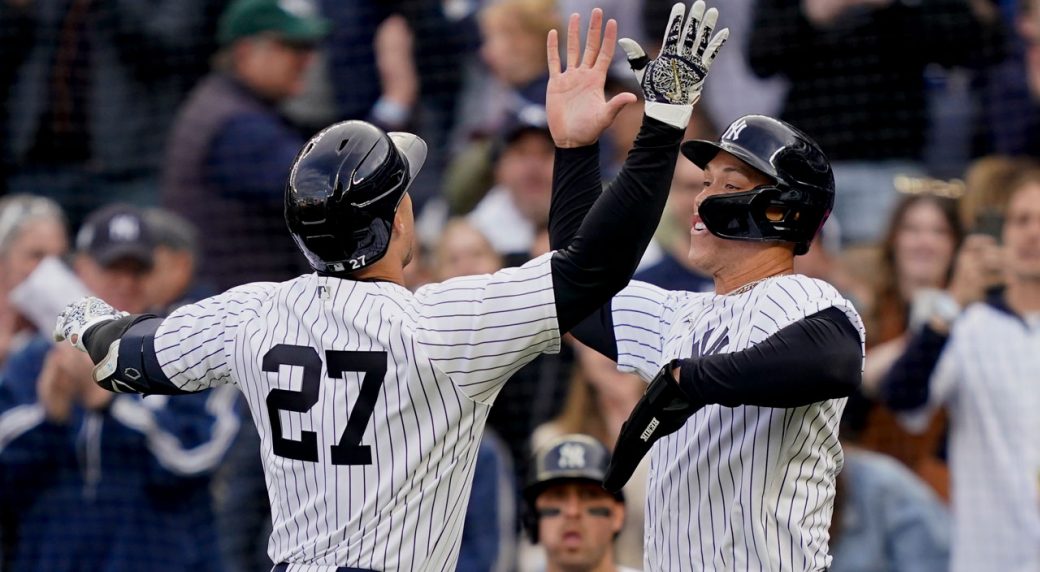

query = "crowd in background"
[[1, 0, 1039, 570]]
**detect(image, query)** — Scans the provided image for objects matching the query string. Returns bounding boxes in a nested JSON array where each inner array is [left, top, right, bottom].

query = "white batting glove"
[[619, 0, 729, 129], [54, 297, 127, 353]]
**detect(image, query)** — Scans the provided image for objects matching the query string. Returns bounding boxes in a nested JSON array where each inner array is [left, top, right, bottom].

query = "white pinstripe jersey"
[[150, 253, 560, 571], [900, 303, 1040, 572], [611, 275, 865, 572]]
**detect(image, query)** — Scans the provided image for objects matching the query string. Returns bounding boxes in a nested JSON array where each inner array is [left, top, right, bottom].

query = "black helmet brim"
[[680, 139, 779, 183], [388, 132, 427, 184]]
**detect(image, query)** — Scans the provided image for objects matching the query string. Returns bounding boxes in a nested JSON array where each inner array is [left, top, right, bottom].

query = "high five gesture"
[[545, 9, 636, 148]]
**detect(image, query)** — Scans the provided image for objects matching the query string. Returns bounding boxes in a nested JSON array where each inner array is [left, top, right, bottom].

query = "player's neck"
[[713, 247, 794, 295], [350, 259, 405, 286], [1005, 276, 1040, 314]]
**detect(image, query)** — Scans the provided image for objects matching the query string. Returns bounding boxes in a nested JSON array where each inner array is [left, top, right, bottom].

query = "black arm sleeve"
[[549, 116, 683, 348], [879, 324, 949, 411], [677, 307, 862, 408], [84, 316, 191, 395]]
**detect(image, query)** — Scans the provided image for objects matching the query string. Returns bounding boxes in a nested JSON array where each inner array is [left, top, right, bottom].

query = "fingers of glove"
[[660, 2, 685, 56], [701, 27, 729, 70], [692, 5, 717, 60], [619, 37, 647, 69], [680, 0, 705, 59], [581, 8, 603, 68]]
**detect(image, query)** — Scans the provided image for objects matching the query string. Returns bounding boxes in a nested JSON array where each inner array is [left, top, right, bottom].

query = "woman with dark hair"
[[869, 193, 965, 348], [860, 191, 964, 500]]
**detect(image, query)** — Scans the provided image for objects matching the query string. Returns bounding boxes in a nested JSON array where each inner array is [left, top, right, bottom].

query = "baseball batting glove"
[[619, 0, 728, 130], [54, 297, 127, 385], [603, 360, 703, 493]]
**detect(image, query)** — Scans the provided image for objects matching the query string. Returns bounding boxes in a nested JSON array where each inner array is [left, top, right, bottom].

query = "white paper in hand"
[[9, 257, 93, 335]]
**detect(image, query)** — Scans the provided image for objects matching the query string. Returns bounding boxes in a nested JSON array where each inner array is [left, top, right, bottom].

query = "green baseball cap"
[[218, 0, 331, 47]]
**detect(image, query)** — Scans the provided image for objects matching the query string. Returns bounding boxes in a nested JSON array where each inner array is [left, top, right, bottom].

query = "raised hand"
[[545, 9, 637, 148], [618, 1, 728, 129]]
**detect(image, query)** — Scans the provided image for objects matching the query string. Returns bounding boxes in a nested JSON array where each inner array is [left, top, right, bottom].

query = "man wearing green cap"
[[161, 0, 331, 293]]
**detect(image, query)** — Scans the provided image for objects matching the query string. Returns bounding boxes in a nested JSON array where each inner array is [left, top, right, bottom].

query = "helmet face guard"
[[699, 185, 831, 255], [681, 115, 835, 256]]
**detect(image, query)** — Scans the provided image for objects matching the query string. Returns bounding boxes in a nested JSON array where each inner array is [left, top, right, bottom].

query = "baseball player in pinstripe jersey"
[[50, 6, 729, 571], [549, 8, 866, 569]]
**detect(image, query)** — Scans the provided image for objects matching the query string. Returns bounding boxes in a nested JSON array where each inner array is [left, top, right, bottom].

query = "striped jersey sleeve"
[[612, 280, 695, 381], [153, 282, 278, 392], [413, 252, 560, 404], [745, 276, 866, 347]]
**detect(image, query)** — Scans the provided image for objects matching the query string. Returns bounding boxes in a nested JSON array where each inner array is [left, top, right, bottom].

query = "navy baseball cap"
[[75, 204, 155, 269], [524, 434, 624, 502], [492, 105, 552, 163]]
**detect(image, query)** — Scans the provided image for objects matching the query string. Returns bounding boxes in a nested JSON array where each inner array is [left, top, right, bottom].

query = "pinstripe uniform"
[[610, 275, 865, 571], [147, 253, 559, 571], [898, 303, 1040, 572]]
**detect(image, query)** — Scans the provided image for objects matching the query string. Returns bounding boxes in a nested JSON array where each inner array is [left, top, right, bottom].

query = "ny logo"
[[690, 326, 729, 358], [722, 119, 748, 142], [558, 444, 586, 469], [109, 215, 140, 241]]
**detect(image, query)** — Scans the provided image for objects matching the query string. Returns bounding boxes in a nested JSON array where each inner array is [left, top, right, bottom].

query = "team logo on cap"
[[109, 215, 141, 242], [558, 443, 586, 469], [723, 118, 748, 142]]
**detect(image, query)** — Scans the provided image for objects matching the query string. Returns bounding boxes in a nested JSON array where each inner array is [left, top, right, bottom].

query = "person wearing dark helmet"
[[523, 435, 638, 572], [549, 112, 866, 570], [50, 4, 731, 570]]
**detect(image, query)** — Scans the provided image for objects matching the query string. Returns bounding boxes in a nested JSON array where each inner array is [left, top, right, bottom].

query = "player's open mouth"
[[691, 219, 708, 236]]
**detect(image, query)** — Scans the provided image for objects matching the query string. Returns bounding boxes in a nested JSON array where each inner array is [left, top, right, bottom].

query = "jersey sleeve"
[[153, 283, 277, 392], [746, 276, 866, 349], [612, 280, 691, 381], [413, 252, 560, 404]]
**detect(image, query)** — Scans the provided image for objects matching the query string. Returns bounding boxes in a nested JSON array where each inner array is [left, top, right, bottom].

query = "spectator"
[[0, 195, 68, 366], [433, 218, 504, 280], [142, 207, 210, 312], [0, 0, 212, 227], [468, 108, 555, 265], [526, 345, 646, 571], [748, 0, 992, 245], [0, 203, 239, 572], [829, 447, 951, 572], [959, 155, 1035, 230], [880, 167, 1040, 571], [73, 204, 155, 314], [521, 435, 640, 572], [162, 0, 330, 292]]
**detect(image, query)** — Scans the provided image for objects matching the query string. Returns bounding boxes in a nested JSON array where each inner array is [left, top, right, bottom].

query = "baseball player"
[[50, 6, 729, 571], [523, 434, 638, 572], [550, 27, 866, 566]]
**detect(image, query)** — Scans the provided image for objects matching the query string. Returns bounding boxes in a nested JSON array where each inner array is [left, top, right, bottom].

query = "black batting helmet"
[[285, 120, 427, 275], [522, 435, 624, 543], [681, 115, 834, 255]]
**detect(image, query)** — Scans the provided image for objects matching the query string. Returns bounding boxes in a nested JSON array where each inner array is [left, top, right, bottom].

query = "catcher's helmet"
[[285, 120, 427, 275], [522, 434, 623, 542], [681, 115, 834, 255]]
